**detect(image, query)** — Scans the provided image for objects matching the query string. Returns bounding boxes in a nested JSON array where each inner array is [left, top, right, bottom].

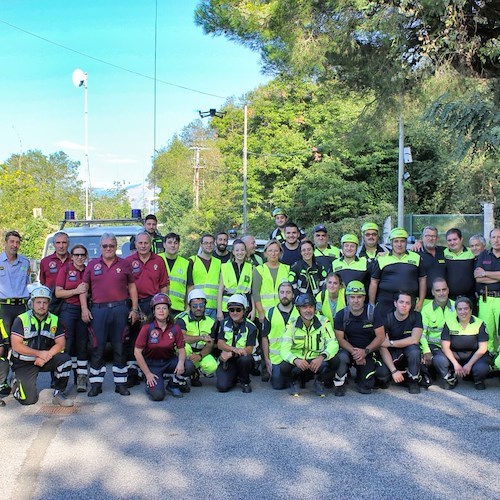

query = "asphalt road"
[[1, 370, 499, 500]]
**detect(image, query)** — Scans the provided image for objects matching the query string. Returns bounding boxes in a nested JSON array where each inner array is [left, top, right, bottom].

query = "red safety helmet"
[[150, 293, 171, 309]]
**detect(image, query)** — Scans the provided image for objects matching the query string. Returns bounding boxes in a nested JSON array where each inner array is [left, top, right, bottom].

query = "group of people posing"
[[0, 210, 499, 406]]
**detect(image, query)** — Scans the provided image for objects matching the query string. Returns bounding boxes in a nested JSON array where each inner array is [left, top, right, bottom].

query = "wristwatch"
[[364, 348, 370, 355], [389, 340, 394, 347]]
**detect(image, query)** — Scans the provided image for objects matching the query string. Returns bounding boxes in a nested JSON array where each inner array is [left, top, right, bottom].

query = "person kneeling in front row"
[[10, 285, 73, 407], [134, 293, 194, 401], [216, 294, 256, 393]]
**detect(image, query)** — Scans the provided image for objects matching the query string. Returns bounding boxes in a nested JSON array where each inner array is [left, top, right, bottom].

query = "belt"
[[483, 291, 500, 298], [93, 300, 127, 308], [139, 296, 153, 303], [0, 298, 27, 305]]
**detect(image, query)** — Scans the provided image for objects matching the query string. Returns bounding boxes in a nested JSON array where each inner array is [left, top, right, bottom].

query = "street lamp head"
[[72, 68, 87, 88]]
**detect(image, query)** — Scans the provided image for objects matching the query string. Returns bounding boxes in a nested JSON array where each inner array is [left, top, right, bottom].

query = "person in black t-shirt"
[[332, 281, 385, 396], [376, 291, 423, 394]]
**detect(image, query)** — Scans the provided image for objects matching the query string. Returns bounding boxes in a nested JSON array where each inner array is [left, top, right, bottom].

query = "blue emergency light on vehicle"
[[131, 209, 142, 219], [64, 210, 76, 220]]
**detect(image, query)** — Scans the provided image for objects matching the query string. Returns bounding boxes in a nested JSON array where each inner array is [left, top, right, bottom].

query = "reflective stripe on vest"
[[266, 306, 299, 365], [161, 254, 189, 310], [191, 256, 222, 309], [13, 311, 59, 362], [220, 261, 253, 311], [316, 288, 346, 324], [421, 300, 455, 347], [256, 263, 290, 312], [177, 311, 215, 351]]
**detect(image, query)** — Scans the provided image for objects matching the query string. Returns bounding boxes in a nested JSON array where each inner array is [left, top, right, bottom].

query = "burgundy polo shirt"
[[55, 262, 86, 306], [39, 252, 70, 290], [83, 256, 135, 304], [135, 320, 185, 359], [125, 252, 169, 299]]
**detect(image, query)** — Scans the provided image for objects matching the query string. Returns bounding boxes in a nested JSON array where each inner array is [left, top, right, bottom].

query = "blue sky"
[[0, 1, 268, 188]]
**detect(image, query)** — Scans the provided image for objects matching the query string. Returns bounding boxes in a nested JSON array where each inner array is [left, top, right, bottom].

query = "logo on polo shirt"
[[131, 261, 140, 273], [49, 261, 58, 273], [68, 270, 77, 281], [116, 268, 121, 273], [94, 263, 102, 276], [153, 264, 158, 270]]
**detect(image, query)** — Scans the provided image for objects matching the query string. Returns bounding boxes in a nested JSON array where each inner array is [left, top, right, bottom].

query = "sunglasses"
[[191, 303, 205, 309], [101, 244, 116, 249], [72, 253, 86, 257], [228, 307, 243, 313]]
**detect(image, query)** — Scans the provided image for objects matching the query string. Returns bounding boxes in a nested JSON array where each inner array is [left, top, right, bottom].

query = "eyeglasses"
[[364, 232, 378, 237], [72, 253, 87, 257], [101, 244, 116, 249], [191, 303, 205, 309], [228, 307, 243, 313]]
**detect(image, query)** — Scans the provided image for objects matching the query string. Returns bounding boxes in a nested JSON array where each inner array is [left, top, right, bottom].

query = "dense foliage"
[[0, 150, 131, 258]]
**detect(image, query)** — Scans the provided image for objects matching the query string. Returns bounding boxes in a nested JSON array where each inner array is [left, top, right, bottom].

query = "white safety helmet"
[[227, 294, 248, 309], [28, 284, 52, 309], [187, 289, 207, 303]]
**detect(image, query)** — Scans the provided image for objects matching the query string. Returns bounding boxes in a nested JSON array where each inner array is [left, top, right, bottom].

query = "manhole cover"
[[36, 405, 79, 416]]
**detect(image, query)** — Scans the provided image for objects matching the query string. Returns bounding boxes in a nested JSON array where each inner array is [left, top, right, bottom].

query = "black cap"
[[313, 224, 327, 233]]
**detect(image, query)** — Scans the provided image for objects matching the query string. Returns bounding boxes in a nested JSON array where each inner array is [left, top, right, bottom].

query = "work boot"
[[77, 375, 87, 393], [88, 384, 102, 397], [474, 380, 486, 390], [115, 385, 131, 396], [334, 385, 346, 397], [314, 379, 326, 398], [52, 391, 74, 407], [261, 366, 270, 382], [241, 384, 252, 393]]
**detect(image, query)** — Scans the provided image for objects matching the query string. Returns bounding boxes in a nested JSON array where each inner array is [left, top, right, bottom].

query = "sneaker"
[[314, 379, 326, 397], [77, 375, 87, 393], [0, 382, 11, 396], [52, 391, 74, 407], [408, 381, 421, 394], [356, 384, 372, 395], [242, 384, 252, 393], [0, 399, 5, 407], [444, 373, 457, 387], [334, 385, 346, 397], [474, 380, 486, 390], [288, 381, 300, 397], [167, 385, 184, 398]]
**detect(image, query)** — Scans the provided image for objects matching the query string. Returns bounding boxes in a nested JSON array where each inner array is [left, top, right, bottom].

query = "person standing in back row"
[[81, 233, 139, 397], [0, 231, 30, 396]]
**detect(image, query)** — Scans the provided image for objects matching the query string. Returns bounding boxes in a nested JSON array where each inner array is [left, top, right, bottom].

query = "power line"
[[0, 18, 226, 99]]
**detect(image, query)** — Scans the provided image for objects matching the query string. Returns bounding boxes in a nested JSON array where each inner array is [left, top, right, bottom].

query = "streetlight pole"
[[72, 68, 91, 220], [397, 112, 404, 227], [242, 105, 248, 234]]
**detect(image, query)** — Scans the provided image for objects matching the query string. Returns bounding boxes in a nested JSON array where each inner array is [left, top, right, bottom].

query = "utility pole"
[[189, 146, 208, 210]]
